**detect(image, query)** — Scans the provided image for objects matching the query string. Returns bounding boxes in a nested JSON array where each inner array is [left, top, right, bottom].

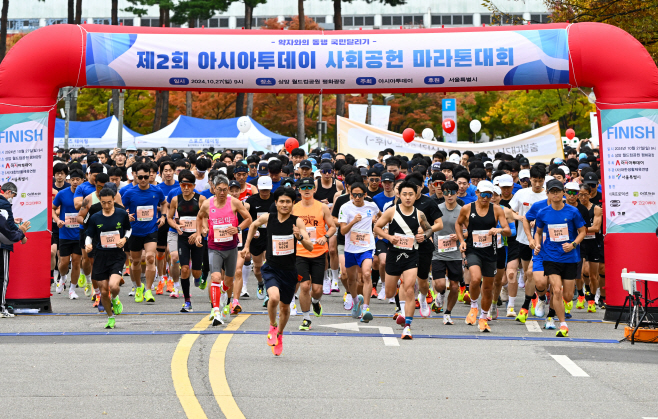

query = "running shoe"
[[401, 325, 412, 340], [458, 286, 465, 302], [144, 289, 155, 303], [105, 318, 116, 329], [555, 325, 569, 337], [211, 308, 223, 326], [361, 307, 373, 323], [180, 301, 193, 313], [576, 295, 586, 309], [199, 275, 208, 290], [155, 280, 164, 295], [565, 312, 572, 319], [415, 298, 420, 309], [530, 296, 538, 316], [194, 277, 201, 288], [166, 278, 174, 293], [431, 300, 442, 314], [69, 289, 79, 300], [84, 283, 92, 297], [312, 300, 323, 317], [98, 299, 105, 313], [92, 295, 99, 308], [343, 292, 347, 303], [322, 273, 331, 295], [289, 300, 297, 316], [56, 278, 65, 294], [111, 297, 123, 315], [377, 284, 386, 300], [419, 293, 430, 318], [220, 305, 231, 323], [544, 317, 556, 330], [170, 289, 179, 299], [272, 334, 283, 356], [463, 291, 471, 304], [0, 310, 15, 318], [267, 325, 278, 346], [78, 274, 87, 289], [263, 296, 269, 308], [231, 300, 242, 315], [351, 295, 363, 319], [565, 299, 573, 312], [478, 318, 491, 332], [299, 319, 312, 331], [395, 312, 406, 326], [344, 295, 353, 311], [465, 307, 477, 325], [240, 290, 250, 299], [257, 283, 265, 300], [135, 285, 144, 303], [371, 287, 378, 298], [598, 299, 606, 310], [443, 313, 454, 325], [219, 283, 229, 309], [491, 305, 498, 320], [129, 287, 136, 297], [500, 286, 509, 302], [587, 301, 597, 313], [506, 306, 517, 317], [535, 299, 545, 318], [331, 280, 340, 293], [515, 308, 528, 324]]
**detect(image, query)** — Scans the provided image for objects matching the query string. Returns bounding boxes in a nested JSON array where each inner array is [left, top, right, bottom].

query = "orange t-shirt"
[[293, 199, 328, 258]]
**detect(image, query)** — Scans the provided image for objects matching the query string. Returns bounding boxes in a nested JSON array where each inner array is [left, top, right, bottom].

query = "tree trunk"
[[68, 0, 74, 24], [160, 91, 169, 128], [297, 0, 305, 144], [186, 91, 192, 117], [152, 91, 162, 132], [246, 93, 253, 117], [298, 0, 305, 30], [333, 0, 344, 146], [111, 0, 118, 25], [75, 0, 82, 24]]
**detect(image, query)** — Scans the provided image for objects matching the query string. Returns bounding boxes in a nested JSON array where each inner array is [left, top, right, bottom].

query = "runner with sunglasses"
[[233, 164, 257, 201], [576, 183, 603, 313], [245, 155, 259, 183], [315, 161, 343, 294], [490, 184, 519, 320], [228, 180, 249, 313], [456, 180, 511, 333], [366, 169, 383, 198], [245, 177, 276, 301], [372, 172, 396, 301]]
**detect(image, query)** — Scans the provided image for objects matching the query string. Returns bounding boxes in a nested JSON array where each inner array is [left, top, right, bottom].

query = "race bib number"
[[394, 233, 414, 250], [100, 231, 120, 248], [307, 226, 317, 244], [213, 224, 233, 242], [258, 212, 267, 228], [179, 216, 196, 233], [436, 235, 457, 253], [64, 213, 79, 228], [272, 234, 294, 255], [548, 224, 569, 242], [136, 206, 154, 222], [584, 231, 596, 240], [472, 230, 492, 248], [496, 234, 504, 248], [350, 229, 371, 247]]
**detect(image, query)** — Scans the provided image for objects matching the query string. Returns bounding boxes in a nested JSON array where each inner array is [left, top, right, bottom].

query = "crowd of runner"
[[40, 140, 604, 355]]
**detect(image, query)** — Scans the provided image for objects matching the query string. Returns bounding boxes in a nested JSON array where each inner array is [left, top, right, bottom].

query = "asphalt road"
[[1, 273, 657, 419]]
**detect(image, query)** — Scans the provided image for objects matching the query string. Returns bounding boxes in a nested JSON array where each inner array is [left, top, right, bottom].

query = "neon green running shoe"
[[112, 297, 123, 315], [84, 283, 92, 297], [199, 276, 208, 291], [135, 285, 144, 303], [515, 308, 529, 324], [105, 317, 116, 329], [78, 274, 87, 288], [144, 289, 155, 303]]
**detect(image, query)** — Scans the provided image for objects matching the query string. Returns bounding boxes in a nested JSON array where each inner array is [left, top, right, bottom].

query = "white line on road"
[[378, 326, 400, 347], [319, 322, 399, 346], [525, 321, 542, 332], [551, 355, 589, 377]]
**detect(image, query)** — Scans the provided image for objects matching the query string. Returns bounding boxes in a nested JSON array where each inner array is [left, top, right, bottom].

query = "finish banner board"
[[601, 109, 658, 233], [337, 116, 564, 163], [85, 29, 569, 91], [0, 112, 49, 232]]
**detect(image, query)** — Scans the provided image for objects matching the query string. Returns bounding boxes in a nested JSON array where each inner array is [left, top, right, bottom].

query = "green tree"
[[76, 88, 155, 134]]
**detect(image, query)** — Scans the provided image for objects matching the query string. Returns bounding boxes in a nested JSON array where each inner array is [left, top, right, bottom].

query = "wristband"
[[572, 241, 577, 247]]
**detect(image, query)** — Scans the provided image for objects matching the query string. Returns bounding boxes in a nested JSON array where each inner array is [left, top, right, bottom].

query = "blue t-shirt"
[[535, 204, 585, 263], [73, 181, 95, 200], [271, 180, 281, 192], [120, 183, 136, 197], [372, 191, 395, 212], [122, 185, 166, 236], [201, 189, 213, 199], [246, 175, 258, 183], [53, 187, 81, 240], [460, 193, 478, 205], [513, 183, 523, 194], [156, 181, 180, 200]]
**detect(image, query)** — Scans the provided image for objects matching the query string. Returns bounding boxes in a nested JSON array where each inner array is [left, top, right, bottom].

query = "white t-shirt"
[[509, 187, 547, 245], [338, 201, 380, 254]]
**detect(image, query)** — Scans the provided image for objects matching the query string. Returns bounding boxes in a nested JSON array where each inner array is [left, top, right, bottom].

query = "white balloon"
[[469, 119, 482, 133], [422, 128, 434, 141], [237, 116, 252, 133]]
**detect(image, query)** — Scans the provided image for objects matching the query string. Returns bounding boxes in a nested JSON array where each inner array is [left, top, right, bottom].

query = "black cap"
[[519, 157, 529, 165], [583, 172, 599, 185], [228, 180, 240, 189], [257, 161, 269, 175], [381, 172, 395, 182], [89, 162, 104, 174], [360, 167, 368, 176], [367, 169, 379, 177], [546, 179, 564, 191], [299, 159, 313, 169], [281, 177, 295, 188], [320, 162, 333, 171], [298, 177, 314, 187], [171, 153, 182, 161], [233, 165, 248, 173]]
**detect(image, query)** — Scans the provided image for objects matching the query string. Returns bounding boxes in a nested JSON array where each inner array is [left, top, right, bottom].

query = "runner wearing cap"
[[365, 169, 382, 198], [577, 183, 603, 312], [154, 161, 179, 297], [490, 184, 519, 320], [533, 179, 587, 337], [298, 159, 314, 181], [242, 188, 314, 356], [196, 174, 251, 326], [495, 173, 522, 317], [293, 177, 336, 330], [456, 180, 511, 332], [245, 176, 276, 301], [372, 172, 397, 301], [582, 171, 605, 306], [314, 161, 343, 294], [245, 155, 260, 183], [233, 164, 257, 201], [228, 180, 250, 313]]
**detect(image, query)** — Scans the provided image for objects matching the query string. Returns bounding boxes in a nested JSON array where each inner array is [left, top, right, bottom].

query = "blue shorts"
[[344, 250, 374, 269], [532, 253, 544, 272]]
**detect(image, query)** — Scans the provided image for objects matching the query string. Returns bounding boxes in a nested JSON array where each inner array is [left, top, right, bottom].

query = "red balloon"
[[566, 128, 576, 140], [443, 118, 456, 134], [285, 137, 299, 153], [402, 128, 415, 143]]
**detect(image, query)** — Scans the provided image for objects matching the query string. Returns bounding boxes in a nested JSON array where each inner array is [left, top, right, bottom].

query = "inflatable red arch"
[[2, 22, 657, 320]]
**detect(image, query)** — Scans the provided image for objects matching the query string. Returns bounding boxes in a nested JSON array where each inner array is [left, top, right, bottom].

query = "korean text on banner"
[[337, 116, 563, 164], [85, 29, 569, 91], [0, 112, 49, 232], [348, 104, 368, 124], [601, 109, 658, 234]]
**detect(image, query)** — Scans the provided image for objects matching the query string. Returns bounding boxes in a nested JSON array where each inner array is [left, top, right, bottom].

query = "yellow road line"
[[171, 317, 211, 419], [209, 314, 250, 419]]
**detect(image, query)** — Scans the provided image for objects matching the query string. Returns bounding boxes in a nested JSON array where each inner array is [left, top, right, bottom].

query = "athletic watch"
[[237, 227, 242, 233]]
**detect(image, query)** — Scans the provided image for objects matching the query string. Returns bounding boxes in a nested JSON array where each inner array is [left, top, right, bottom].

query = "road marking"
[[320, 322, 400, 346], [550, 355, 589, 377], [209, 314, 250, 419], [171, 317, 211, 419], [525, 321, 542, 332]]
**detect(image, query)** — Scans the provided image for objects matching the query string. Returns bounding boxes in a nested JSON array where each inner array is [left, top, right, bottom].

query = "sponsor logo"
[[610, 200, 620, 207], [22, 200, 41, 206], [634, 192, 639, 197], [610, 211, 616, 217], [20, 192, 40, 198]]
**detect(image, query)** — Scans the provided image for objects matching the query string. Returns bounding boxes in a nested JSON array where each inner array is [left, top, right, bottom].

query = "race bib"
[[584, 231, 596, 240], [496, 234, 504, 248], [64, 213, 79, 228], [272, 234, 294, 255], [435, 235, 457, 253], [136, 205, 154, 222], [307, 226, 317, 244], [472, 230, 492, 248], [213, 224, 234, 242], [257, 212, 267, 228], [394, 233, 414, 250], [462, 228, 468, 237], [100, 231, 120, 248], [179, 216, 196, 233], [350, 229, 371, 247], [548, 223, 569, 242], [237, 231, 243, 248]]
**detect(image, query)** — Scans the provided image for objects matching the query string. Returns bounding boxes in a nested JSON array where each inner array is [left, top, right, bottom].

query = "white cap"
[[484, 161, 493, 168], [314, 170, 322, 178], [565, 181, 580, 191], [294, 163, 300, 170], [356, 158, 369, 168], [382, 154, 391, 162], [493, 185, 502, 195], [492, 159, 501, 170], [544, 175, 555, 186], [267, 157, 279, 163], [496, 174, 514, 187], [257, 176, 273, 190], [559, 165, 570, 175], [519, 169, 531, 179], [477, 180, 494, 193], [449, 154, 461, 164]]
